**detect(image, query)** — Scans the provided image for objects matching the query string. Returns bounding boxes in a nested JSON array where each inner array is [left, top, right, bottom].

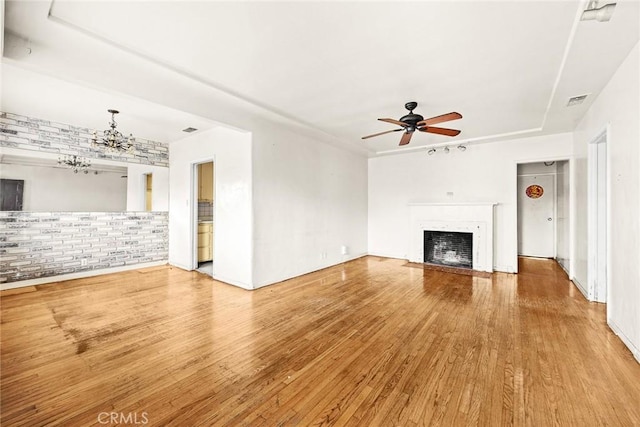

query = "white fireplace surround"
[[408, 203, 497, 273]]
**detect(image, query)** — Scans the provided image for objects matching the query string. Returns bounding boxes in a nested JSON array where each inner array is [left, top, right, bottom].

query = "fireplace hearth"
[[424, 231, 473, 269]]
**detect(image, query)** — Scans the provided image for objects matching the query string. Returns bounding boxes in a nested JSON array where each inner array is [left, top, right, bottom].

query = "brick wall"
[[0, 212, 168, 284], [0, 111, 169, 167]]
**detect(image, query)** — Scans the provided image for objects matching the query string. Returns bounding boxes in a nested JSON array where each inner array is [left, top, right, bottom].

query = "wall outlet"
[[341, 245, 348, 255], [80, 259, 88, 266], [321, 252, 327, 259]]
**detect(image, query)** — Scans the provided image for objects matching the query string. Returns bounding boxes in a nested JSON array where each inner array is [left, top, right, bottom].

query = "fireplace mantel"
[[408, 203, 497, 272]]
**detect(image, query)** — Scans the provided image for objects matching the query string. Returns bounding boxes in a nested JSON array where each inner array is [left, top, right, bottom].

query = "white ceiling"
[[2, 1, 639, 156]]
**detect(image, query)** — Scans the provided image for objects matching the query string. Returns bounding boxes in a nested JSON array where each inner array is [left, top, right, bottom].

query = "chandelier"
[[58, 155, 91, 174], [91, 109, 135, 153]]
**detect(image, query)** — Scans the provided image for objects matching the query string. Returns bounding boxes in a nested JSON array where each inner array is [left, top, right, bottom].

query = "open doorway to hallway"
[[193, 161, 215, 277], [517, 160, 571, 274]]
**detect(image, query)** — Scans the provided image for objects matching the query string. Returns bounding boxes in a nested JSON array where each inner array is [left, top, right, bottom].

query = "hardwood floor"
[[1, 257, 639, 426]]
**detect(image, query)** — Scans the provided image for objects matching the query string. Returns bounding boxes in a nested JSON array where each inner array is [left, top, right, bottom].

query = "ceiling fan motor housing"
[[401, 101, 423, 131], [399, 113, 424, 130]]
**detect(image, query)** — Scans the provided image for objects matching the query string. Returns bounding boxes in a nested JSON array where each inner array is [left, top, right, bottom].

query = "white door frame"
[[513, 157, 574, 276], [587, 126, 610, 303]]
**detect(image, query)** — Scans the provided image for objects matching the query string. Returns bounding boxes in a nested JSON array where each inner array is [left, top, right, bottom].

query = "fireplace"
[[424, 231, 473, 268], [408, 203, 496, 273]]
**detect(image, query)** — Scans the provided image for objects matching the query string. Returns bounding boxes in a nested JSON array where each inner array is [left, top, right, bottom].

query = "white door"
[[518, 174, 555, 257]]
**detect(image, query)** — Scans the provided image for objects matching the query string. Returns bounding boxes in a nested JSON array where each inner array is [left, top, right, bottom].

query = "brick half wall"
[[0, 212, 168, 284]]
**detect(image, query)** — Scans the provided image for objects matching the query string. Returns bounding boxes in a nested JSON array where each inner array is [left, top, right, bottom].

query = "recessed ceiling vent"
[[581, 1, 616, 22], [182, 127, 198, 133], [567, 94, 589, 107]]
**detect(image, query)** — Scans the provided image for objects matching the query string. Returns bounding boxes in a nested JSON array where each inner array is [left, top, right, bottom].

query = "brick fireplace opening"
[[423, 230, 473, 269]]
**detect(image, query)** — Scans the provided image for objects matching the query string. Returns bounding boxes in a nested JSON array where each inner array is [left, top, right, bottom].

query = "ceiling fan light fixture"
[[581, 1, 616, 22]]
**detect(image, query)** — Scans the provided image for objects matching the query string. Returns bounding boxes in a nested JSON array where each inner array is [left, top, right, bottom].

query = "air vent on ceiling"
[[567, 94, 589, 107], [182, 127, 198, 133]]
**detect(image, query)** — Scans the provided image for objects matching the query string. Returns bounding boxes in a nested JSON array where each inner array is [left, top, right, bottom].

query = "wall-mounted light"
[[444, 147, 450, 154], [427, 148, 436, 155], [457, 145, 466, 151]]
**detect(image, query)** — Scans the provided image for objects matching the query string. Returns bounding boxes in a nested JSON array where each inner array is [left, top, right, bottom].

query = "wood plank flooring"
[[1, 257, 639, 426]]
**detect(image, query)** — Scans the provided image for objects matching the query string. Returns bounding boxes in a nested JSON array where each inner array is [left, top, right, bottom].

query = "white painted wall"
[[556, 160, 570, 273], [126, 164, 170, 211], [168, 127, 253, 289], [0, 163, 126, 211], [518, 161, 558, 175], [368, 133, 573, 272], [573, 42, 640, 361], [251, 120, 368, 288]]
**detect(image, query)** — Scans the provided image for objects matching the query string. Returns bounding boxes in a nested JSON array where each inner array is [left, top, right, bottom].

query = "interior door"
[[518, 174, 555, 258]]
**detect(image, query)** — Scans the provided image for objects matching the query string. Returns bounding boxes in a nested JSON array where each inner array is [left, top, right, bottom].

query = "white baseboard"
[[168, 262, 254, 290], [492, 265, 515, 273], [0, 261, 168, 291], [608, 319, 640, 364], [558, 262, 570, 277], [252, 252, 368, 289], [212, 274, 253, 290], [168, 261, 192, 271], [571, 277, 590, 300], [367, 251, 406, 260]]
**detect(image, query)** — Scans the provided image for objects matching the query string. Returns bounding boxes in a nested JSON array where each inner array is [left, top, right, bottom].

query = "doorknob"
[[547, 218, 552, 221]]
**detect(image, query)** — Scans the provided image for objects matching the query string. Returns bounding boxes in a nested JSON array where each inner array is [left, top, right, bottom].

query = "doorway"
[[517, 162, 556, 258], [144, 173, 153, 211], [588, 130, 608, 303], [193, 161, 215, 276]]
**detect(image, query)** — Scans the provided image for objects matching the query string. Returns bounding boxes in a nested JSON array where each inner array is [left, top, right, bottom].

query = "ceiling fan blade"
[[417, 112, 462, 127], [420, 126, 461, 137], [378, 118, 408, 127], [399, 132, 413, 146], [361, 128, 403, 140]]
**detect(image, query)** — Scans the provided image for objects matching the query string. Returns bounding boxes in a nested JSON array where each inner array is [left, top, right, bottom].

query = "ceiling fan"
[[362, 102, 462, 146]]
